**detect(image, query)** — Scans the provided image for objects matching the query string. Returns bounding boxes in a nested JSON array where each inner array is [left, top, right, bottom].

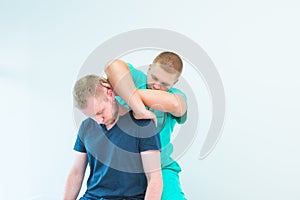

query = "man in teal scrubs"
[[105, 52, 188, 200]]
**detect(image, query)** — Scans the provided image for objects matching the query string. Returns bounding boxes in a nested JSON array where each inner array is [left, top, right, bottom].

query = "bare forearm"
[[141, 150, 162, 200], [144, 171, 163, 200], [63, 173, 84, 200], [138, 89, 186, 117]]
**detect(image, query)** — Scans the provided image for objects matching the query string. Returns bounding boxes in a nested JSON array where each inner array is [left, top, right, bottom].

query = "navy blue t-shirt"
[[74, 111, 161, 199]]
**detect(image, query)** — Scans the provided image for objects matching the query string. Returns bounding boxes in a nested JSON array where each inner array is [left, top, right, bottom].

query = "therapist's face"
[[146, 64, 178, 91]]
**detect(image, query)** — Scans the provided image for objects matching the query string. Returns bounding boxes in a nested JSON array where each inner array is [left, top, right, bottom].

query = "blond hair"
[[73, 75, 110, 109]]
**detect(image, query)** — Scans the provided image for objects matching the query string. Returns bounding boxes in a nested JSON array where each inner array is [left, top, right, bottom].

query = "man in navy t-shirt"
[[63, 75, 162, 200]]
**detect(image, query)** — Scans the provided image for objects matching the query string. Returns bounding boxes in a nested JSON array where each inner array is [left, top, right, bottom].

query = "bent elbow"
[[172, 98, 186, 117]]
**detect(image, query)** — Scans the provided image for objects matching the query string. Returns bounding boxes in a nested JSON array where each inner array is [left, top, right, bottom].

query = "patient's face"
[[82, 95, 118, 127]]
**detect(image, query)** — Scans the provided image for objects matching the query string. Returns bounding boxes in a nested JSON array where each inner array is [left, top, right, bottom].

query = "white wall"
[[1, 0, 300, 199]]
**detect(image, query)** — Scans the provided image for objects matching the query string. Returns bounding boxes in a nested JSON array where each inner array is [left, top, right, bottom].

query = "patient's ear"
[[106, 88, 115, 99]]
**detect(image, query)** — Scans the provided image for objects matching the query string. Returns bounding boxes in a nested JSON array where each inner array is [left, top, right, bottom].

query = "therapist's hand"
[[133, 109, 157, 127]]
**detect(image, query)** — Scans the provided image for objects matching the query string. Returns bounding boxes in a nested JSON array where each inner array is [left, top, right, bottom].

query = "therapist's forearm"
[[138, 89, 187, 117]]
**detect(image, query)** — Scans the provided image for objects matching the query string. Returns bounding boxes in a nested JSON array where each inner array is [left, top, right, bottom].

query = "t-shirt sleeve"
[[138, 120, 161, 152], [73, 121, 87, 153], [168, 87, 188, 124]]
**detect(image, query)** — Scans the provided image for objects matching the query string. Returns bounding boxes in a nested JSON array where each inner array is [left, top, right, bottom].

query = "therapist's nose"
[[152, 83, 161, 90]]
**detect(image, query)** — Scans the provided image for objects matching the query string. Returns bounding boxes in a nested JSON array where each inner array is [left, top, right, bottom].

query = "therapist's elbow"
[[172, 99, 187, 117], [105, 59, 128, 74]]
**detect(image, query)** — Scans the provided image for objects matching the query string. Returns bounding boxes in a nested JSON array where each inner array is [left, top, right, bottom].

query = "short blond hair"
[[73, 75, 110, 109], [152, 51, 183, 75]]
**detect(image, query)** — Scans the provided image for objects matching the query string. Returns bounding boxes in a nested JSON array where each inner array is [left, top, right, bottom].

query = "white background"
[[1, 0, 300, 199]]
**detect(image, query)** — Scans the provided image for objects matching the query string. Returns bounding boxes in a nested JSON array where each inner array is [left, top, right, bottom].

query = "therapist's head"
[[147, 51, 183, 91], [73, 75, 118, 126]]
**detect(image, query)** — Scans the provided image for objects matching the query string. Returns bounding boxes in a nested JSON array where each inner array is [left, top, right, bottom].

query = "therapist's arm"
[[105, 59, 156, 122], [138, 89, 187, 117], [105, 59, 187, 117]]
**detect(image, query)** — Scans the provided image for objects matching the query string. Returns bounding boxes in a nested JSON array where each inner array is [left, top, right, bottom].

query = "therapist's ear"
[[147, 64, 152, 73], [173, 79, 179, 85]]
